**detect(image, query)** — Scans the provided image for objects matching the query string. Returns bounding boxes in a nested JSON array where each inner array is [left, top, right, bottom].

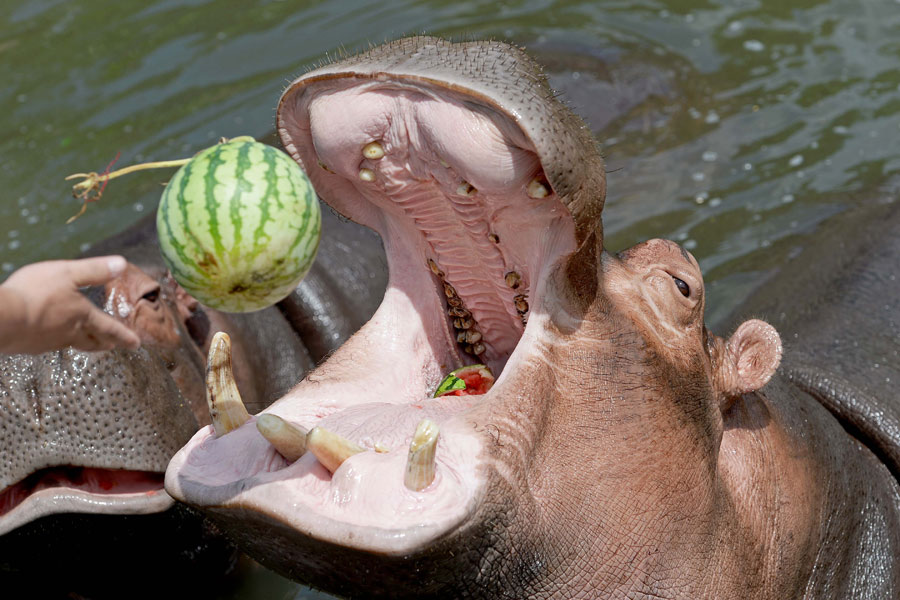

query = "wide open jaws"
[[166, 36, 604, 561]]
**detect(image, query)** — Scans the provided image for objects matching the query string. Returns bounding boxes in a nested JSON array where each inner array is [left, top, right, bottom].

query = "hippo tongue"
[[166, 37, 605, 557]]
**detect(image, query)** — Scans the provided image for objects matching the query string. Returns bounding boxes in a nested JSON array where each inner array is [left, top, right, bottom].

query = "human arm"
[[0, 255, 142, 354]]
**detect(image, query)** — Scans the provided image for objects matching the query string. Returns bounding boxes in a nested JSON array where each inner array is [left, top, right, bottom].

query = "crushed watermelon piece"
[[434, 364, 494, 397]]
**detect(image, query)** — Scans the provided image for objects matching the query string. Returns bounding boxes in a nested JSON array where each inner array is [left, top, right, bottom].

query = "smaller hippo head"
[[0, 262, 208, 535], [102, 263, 209, 424]]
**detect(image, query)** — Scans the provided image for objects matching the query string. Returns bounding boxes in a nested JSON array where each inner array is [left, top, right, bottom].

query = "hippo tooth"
[[306, 426, 365, 474], [454, 317, 474, 330], [362, 141, 385, 159], [456, 181, 476, 196], [206, 332, 251, 437], [465, 330, 482, 344], [443, 282, 458, 298], [374, 443, 390, 454], [427, 258, 444, 277], [526, 175, 550, 198], [449, 307, 470, 318], [256, 414, 308, 462], [505, 271, 521, 289], [473, 342, 486, 355], [447, 296, 463, 308], [488, 232, 500, 243], [457, 330, 468, 344], [514, 294, 529, 314], [404, 419, 439, 492], [358, 168, 375, 182]]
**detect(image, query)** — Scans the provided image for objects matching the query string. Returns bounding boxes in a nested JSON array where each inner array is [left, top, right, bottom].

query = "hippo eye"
[[142, 286, 161, 303], [672, 276, 690, 298]]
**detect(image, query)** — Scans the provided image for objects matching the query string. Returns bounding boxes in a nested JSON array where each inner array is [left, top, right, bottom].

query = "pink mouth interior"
[[168, 78, 576, 548], [0, 467, 165, 517]]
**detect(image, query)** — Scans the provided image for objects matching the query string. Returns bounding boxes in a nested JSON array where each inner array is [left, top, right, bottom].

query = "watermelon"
[[434, 364, 495, 397], [157, 137, 320, 312]]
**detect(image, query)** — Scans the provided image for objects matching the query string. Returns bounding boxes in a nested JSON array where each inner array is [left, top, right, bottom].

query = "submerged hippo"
[[0, 210, 386, 594], [166, 36, 899, 598]]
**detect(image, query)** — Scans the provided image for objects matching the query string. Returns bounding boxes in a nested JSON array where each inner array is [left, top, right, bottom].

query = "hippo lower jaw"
[[0, 468, 172, 536]]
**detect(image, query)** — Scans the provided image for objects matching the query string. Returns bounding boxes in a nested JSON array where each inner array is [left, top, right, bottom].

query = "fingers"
[[72, 303, 142, 352], [67, 255, 128, 288]]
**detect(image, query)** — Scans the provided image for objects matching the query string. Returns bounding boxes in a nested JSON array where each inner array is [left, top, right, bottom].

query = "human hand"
[[0, 256, 142, 354]]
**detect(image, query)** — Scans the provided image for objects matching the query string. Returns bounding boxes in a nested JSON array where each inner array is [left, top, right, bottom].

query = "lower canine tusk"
[[206, 331, 250, 437], [306, 427, 365, 474], [257, 414, 308, 462], [404, 419, 439, 492]]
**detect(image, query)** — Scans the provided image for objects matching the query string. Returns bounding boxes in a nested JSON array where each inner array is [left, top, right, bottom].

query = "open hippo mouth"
[[0, 345, 201, 535], [0, 467, 168, 524], [166, 37, 606, 590]]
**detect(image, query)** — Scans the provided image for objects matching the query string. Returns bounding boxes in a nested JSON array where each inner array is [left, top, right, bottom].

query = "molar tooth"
[[358, 168, 375, 182], [447, 296, 463, 308], [443, 283, 458, 298], [405, 419, 439, 492], [457, 331, 468, 344], [206, 332, 250, 437], [526, 175, 550, 198], [488, 233, 500, 243], [473, 342, 486, 355], [465, 330, 482, 344], [256, 414, 308, 462], [456, 181, 476, 196], [362, 141, 385, 160], [428, 258, 444, 278], [449, 307, 470, 318], [505, 271, 521, 289], [306, 427, 365, 474], [464, 344, 474, 354], [514, 294, 529, 314], [454, 317, 474, 330]]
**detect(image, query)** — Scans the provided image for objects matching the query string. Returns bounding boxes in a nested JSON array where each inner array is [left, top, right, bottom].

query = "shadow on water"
[[0, 0, 898, 597]]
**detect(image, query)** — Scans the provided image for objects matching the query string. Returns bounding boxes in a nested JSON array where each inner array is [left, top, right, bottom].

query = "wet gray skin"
[[0, 210, 386, 596], [167, 37, 900, 599]]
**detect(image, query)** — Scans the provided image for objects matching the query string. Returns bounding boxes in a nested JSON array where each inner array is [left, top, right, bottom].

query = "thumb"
[[68, 255, 128, 288]]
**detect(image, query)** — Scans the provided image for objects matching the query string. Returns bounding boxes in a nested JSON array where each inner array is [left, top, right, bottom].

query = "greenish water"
[[1, 0, 898, 597]]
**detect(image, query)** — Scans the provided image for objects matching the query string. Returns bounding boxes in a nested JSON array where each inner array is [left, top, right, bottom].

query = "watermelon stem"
[[64, 136, 256, 224]]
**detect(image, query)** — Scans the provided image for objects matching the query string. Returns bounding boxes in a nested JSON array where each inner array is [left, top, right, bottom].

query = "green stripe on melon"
[[157, 138, 321, 313]]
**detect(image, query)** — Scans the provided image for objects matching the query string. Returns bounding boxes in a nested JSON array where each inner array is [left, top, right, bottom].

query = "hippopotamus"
[[166, 36, 900, 598], [0, 209, 386, 595]]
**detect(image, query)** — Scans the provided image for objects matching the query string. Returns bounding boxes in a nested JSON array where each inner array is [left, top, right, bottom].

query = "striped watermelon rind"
[[157, 138, 320, 313]]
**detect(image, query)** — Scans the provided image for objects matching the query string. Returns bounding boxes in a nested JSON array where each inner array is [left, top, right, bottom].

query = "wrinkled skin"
[[167, 37, 900, 599], [0, 210, 386, 595]]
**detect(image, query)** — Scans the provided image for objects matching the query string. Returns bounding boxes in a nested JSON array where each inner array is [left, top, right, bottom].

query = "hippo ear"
[[719, 319, 782, 398], [164, 270, 200, 322]]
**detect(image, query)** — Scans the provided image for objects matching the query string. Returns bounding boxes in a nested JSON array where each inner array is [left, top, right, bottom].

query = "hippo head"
[[0, 262, 205, 534], [167, 37, 788, 597]]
